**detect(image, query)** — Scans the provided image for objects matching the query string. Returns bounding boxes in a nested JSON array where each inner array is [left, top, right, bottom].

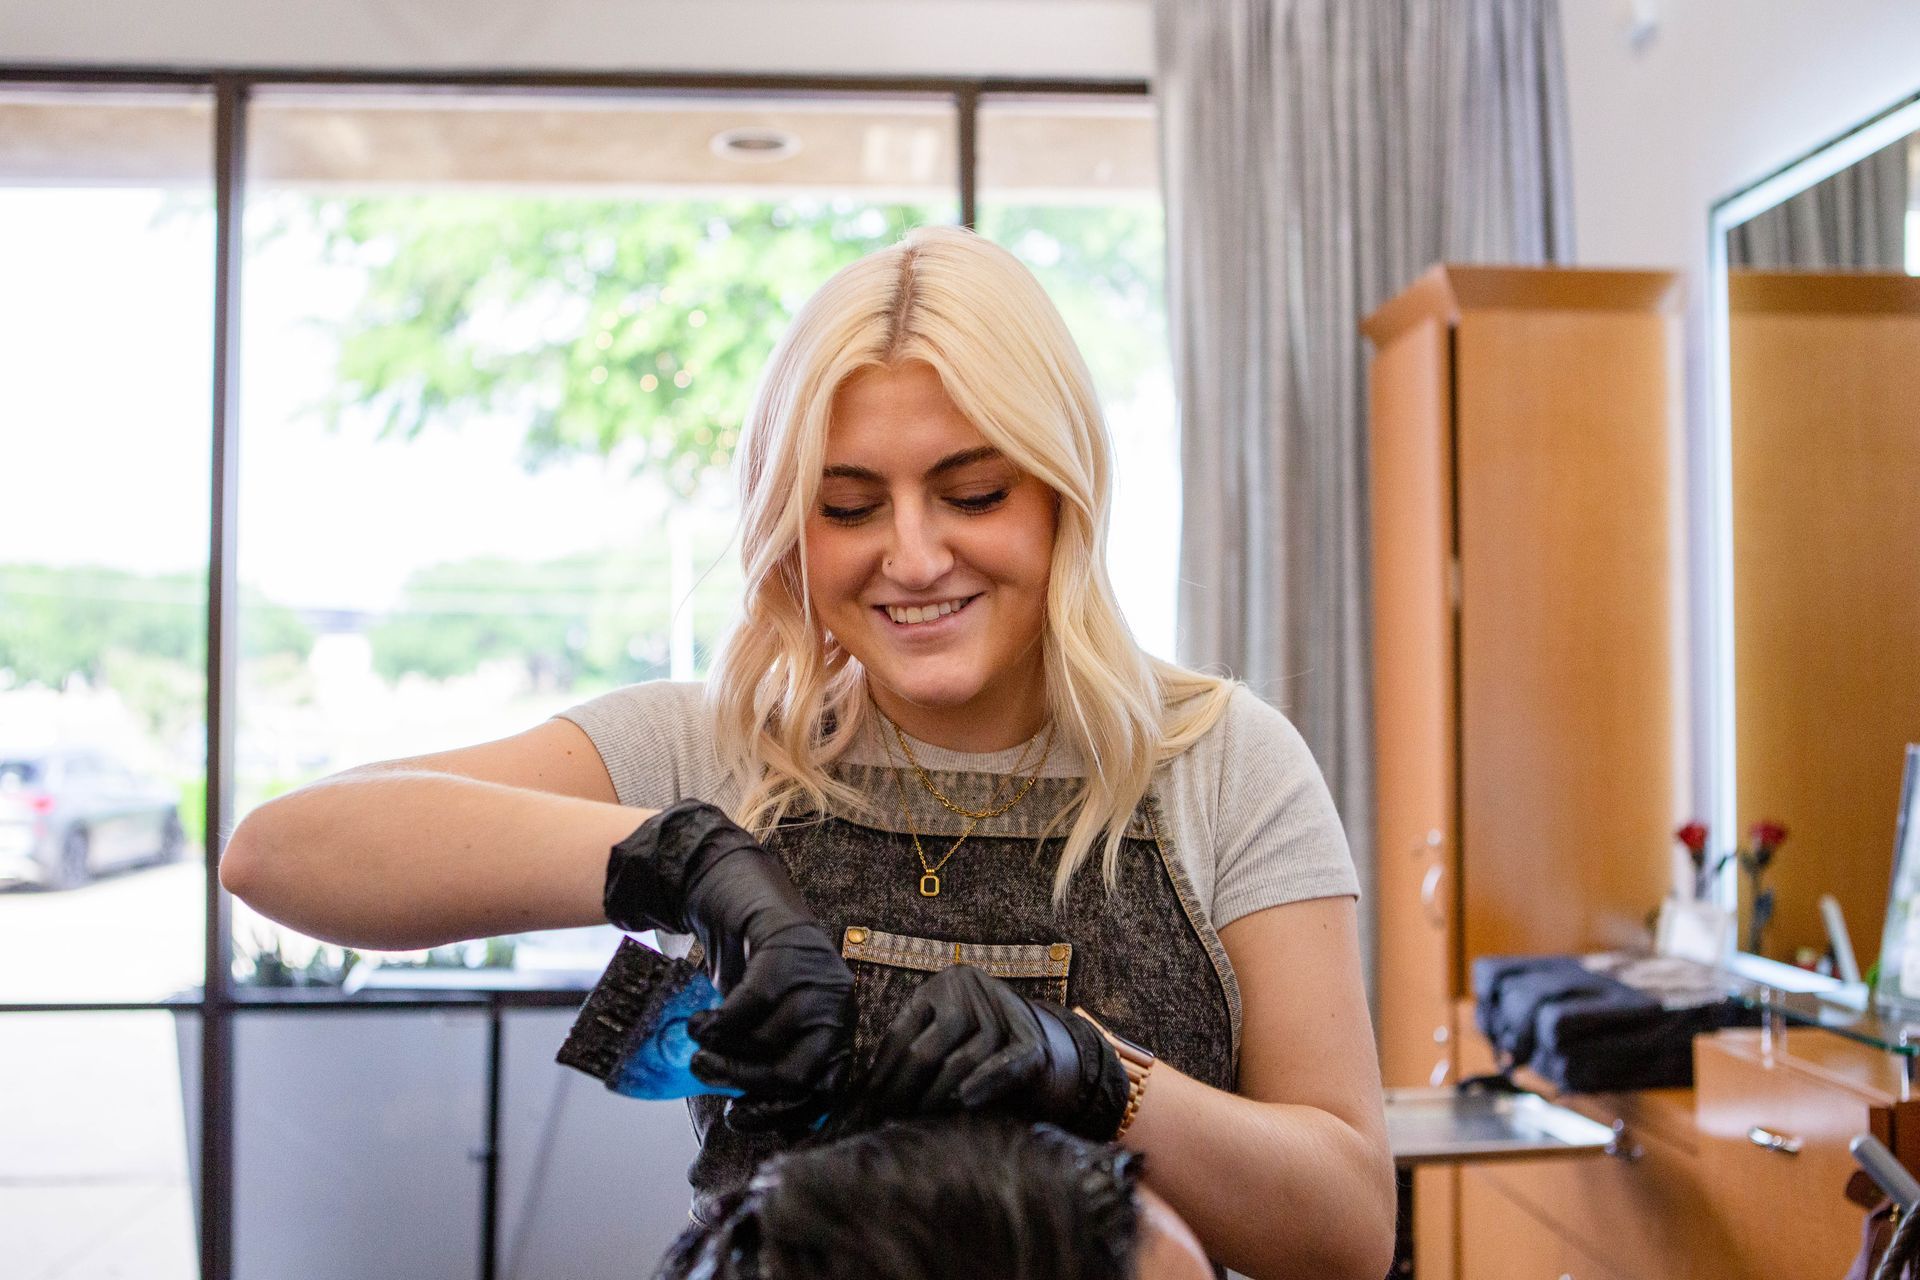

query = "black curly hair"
[[653, 1114, 1146, 1280]]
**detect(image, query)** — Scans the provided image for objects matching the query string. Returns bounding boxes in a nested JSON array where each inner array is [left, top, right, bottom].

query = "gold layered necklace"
[[877, 710, 1057, 898]]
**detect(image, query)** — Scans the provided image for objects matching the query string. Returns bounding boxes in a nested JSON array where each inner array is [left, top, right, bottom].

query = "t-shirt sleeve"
[[550, 680, 732, 811], [1208, 688, 1361, 929]]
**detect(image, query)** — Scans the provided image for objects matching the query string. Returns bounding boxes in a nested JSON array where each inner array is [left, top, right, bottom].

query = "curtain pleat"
[[1728, 136, 1910, 269], [1156, 0, 1574, 989]]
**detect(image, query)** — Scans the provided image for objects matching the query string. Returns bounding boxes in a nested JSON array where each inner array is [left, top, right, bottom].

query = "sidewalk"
[[0, 862, 203, 1278]]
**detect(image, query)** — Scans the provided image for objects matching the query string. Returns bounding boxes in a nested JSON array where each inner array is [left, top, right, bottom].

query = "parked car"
[[0, 748, 186, 890]]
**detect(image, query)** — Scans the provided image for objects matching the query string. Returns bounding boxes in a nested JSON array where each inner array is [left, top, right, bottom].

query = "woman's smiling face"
[[804, 360, 1057, 751]]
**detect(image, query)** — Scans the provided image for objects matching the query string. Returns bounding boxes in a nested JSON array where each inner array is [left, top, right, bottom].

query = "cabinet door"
[[1368, 315, 1459, 1089], [1695, 1033, 1878, 1279], [1454, 305, 1676, 961], [1476, 1106, 1735, 1280], [1460, 1166, 1628, 1280]]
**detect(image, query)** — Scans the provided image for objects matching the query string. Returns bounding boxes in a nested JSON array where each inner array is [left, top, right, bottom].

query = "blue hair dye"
[[607, 966, 742, 1100], [557, 937, 742, 1101]]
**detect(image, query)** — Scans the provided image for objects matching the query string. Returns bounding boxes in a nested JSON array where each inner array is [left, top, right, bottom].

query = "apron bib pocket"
[[840, 925, 1071, 1067]]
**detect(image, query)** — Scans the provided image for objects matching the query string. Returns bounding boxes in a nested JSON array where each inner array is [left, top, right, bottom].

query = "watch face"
[[1116, 1036, 1155, 1069], [1077, 1006, 1154, 1064]]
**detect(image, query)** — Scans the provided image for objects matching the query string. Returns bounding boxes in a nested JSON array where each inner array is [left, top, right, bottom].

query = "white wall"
[[0, 0, 1153, 79], [1560, 0, 1920, 820], [1562, 0, 1920, 273]]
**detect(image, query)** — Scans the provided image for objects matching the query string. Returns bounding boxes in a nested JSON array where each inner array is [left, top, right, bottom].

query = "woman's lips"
[[874, 593, 981, 637]]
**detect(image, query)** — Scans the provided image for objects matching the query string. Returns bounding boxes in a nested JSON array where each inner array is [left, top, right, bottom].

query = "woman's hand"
[[685, 923, 855, 1133], [603, 801, 855, 1133], [841, 964, 1129, 1140]]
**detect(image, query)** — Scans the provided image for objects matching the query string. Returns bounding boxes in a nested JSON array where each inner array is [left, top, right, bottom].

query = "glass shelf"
[[1725, 975, 1920, 1060]]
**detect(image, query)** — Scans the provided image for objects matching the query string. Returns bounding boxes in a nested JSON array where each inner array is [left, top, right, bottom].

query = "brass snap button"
[[845, 926, 869, 945], [1048, 943, 1070, 962]]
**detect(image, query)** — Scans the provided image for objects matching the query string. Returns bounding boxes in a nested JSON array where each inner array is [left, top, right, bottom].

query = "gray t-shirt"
[[555, 680, 1357, 933]]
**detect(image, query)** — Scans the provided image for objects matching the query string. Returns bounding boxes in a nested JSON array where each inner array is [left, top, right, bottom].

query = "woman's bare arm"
[[1119, 895, 1395, 1280], [219, 718, 650, 950]]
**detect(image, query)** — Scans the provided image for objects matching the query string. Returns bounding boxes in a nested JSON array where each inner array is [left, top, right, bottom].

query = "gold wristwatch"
[[1074, 1006, 1156, 1140]]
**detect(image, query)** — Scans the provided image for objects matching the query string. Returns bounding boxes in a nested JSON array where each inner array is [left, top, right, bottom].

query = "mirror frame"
[[1704, 88, 1920, 977]]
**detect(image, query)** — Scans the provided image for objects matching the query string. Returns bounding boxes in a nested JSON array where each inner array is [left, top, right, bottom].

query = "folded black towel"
[[1472, 953, 1755, 1092]]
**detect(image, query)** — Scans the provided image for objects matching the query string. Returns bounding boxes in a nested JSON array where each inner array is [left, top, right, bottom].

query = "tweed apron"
[[681, 760, 1243, 1238]]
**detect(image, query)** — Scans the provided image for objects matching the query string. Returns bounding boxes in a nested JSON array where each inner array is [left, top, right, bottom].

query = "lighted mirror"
[[1708, 90, 1920, 980]]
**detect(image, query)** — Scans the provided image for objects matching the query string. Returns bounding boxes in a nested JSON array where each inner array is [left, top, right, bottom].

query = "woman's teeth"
[[885, 597, 971, 625]]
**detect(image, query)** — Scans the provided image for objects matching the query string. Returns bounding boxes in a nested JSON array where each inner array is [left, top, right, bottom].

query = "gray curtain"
[[1154, 0, 1573, 984], [1728, 136, 1910, 269]]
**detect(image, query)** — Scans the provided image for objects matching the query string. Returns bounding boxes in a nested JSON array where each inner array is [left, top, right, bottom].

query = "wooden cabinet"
[[1365, 266, 1920, 1278], [1445, 1007, 1917, 1279], [1476, 1090, 1730, 1280], [1363, 265, 1683, 1091]]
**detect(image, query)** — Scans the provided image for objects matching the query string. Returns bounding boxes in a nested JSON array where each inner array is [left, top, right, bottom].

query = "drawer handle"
[[1747, 1126, 1803, 1155], [1419, 864, 1446, 928]]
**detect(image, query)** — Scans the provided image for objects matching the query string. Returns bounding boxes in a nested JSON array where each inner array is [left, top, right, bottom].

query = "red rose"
[[1750, 820, 1788, 852], [1676, 822, 1709, 856]]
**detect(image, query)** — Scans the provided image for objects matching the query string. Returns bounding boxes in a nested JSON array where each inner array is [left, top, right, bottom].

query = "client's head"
[[654, 1115, 1212, 1280]]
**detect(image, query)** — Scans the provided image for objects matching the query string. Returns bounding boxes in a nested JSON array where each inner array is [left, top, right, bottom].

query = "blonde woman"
[[221, 225, 1393, 1279]]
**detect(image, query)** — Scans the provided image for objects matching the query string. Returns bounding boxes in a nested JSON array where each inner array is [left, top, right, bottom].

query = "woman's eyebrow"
[[820, 446, 1005, 483]]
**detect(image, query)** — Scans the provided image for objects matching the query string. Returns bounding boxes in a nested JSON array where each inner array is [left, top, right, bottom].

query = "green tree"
[[0, 563, 316, 748], [304, 194, 1166, 486], [977, 202, 1169, 407], [366, 535, 742, 687], [0, 563, 314, 690], [308, 196, 939, 495]]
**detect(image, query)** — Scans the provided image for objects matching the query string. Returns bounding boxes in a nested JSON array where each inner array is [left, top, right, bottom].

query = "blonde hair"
[[708, 225, 1234, 905]]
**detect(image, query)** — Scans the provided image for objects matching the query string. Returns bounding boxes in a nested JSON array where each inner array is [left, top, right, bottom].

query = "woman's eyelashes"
[[818, 504, 877, 525], [947, 488, 1011, 513], [817, 488, 1011, 525]]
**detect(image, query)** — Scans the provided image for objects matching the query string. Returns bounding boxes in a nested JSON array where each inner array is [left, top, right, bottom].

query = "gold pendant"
[[919, 872, 941, 897]]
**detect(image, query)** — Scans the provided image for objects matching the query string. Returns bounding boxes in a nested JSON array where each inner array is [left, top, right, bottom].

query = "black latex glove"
[[603, 800, 854, 1132], [838, 963, 1129, 1141]]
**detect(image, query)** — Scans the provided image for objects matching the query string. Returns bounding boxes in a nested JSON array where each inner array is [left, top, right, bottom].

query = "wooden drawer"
[[1694, 1031, 1881, 1279], [1477, 1095, 1735, 1280], [1460, 1165, 1626, 1280]]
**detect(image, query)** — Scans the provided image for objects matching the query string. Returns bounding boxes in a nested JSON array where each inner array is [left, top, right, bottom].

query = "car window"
[[0, 760, 40, 787]]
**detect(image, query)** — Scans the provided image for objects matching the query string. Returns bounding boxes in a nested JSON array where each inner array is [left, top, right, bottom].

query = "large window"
[[0, 73, 1165, 1280], [0, 87, 213, 1003], [0, 86, 214, 1280]]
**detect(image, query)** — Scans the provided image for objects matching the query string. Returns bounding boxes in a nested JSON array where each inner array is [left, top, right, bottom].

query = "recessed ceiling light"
[[711, 127, 800, 163]]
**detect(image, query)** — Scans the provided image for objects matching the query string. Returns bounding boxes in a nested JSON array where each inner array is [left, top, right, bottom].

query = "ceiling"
[[0, 87, 1158, 199]]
